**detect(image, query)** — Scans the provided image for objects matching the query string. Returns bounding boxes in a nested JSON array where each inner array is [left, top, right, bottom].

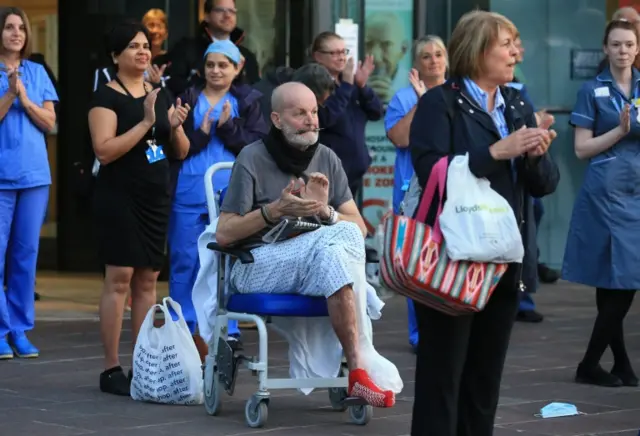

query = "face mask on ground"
[[537, 402, 581, 419]]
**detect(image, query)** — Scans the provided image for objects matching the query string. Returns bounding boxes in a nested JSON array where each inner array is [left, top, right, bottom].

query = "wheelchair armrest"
[[365, 247, 379, 263], [207, 242, 255, 264]]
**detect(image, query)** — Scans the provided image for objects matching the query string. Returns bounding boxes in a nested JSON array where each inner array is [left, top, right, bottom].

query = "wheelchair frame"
[[201, 162, 374, 428]]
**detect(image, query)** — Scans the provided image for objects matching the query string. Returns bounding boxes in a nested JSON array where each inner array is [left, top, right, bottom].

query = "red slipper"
[[348, 368, 395, 407]]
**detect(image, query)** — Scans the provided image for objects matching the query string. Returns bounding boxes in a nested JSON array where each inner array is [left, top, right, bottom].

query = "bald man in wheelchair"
[[216, 82, 402, 407]]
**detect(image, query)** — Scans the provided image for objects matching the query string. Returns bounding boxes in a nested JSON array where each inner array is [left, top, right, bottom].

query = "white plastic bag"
[[130, 297, 204, 405], [438, 153, 524, 263]]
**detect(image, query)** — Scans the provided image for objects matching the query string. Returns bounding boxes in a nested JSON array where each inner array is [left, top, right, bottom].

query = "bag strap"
[[161, 297, 191, 333], [415, 157, 447, 239]]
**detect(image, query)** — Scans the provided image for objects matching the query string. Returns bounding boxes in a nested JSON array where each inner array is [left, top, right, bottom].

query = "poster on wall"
[[362, 0, 414, 235]]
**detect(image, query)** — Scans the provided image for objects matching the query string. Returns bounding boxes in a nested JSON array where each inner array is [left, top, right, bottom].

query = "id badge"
[[145, 140, 166, 164]]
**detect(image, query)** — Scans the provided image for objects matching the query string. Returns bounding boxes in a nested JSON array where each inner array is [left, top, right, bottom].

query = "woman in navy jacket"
[[408, 11, 560, 436]]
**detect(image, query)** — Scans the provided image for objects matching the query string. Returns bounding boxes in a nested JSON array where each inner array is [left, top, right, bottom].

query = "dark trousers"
[[581, 288, 636, 369], [411, 266, 520, 436]]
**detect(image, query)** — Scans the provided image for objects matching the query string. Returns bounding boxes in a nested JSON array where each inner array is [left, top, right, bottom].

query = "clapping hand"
[[272, 178, 324, 219], [199, 105, 215, 135], [218, 100, 231, 127], [409, 68, 426, 98], [619, 103, 631, 134], [147, 64, 167, 84], [354, 55, 375, 88], [170, 97, 191, 129]]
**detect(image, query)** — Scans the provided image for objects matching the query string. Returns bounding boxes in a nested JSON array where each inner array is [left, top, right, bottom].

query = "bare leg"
[[130, 268, 159, 350], [327, 285, 360, 370], [100, 265, 133, 369]]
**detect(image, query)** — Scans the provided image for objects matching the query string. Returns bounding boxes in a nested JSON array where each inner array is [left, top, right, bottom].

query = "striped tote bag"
[[380, 157, 508, 315]]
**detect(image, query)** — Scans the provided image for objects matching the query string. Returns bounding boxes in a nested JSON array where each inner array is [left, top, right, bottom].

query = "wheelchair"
[[202, 162, 379, 428]]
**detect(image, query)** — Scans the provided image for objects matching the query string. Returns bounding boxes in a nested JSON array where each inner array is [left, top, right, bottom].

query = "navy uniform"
[[564, 65, 639, 387]]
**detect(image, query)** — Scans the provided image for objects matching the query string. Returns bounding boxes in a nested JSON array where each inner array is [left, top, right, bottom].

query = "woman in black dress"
[[88, 21, 190, 396]]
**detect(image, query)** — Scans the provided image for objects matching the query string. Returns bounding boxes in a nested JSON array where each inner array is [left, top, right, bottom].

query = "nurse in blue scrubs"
[[169, 40, 267, 346], [564, 19, 639, 388], [0, 8, 57, 359], [384, 35, 447, 352]]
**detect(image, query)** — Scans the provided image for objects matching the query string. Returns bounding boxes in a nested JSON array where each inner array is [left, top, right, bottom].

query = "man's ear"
[[270, 112, 280, 128]]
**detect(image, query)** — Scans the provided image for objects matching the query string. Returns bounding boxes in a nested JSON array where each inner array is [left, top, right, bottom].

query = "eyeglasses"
[[317, 48, 350, 57], [212, 7, 237, 15]]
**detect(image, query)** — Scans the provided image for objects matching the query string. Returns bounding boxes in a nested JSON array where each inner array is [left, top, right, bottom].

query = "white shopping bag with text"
[[131, 297, 204, 405], [438, 153, 524, 263]]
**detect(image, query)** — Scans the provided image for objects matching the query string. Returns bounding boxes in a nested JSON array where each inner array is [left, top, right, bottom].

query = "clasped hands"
[[268, 173, 331, 221], [490, 113, 557, 161], [5, 68, 28, 105]]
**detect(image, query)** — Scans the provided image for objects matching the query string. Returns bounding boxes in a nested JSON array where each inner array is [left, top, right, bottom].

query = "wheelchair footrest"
[[216, 338, 241, 396], [342, 397, 370, 406]]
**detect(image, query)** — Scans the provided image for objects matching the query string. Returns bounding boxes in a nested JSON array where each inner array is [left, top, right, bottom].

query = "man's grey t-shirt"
[[220, 140, 353, 248]]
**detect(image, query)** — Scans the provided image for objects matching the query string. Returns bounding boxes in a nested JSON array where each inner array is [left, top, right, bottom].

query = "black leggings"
[[581, 288, 636, 369]]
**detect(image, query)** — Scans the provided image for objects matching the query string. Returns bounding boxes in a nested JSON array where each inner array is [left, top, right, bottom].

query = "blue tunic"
[[563, 66, 640, 290], [0, 60, 58, 189]]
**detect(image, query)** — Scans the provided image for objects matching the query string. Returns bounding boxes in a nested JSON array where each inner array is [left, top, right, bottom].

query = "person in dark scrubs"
[[564, 18, 640, 388]]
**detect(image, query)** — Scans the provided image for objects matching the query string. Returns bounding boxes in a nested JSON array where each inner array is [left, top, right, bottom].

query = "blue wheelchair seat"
[[226, 293, 329, 317]]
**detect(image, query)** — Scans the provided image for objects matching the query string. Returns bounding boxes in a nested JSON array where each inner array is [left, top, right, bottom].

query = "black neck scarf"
[[263, 126, 319, 179]]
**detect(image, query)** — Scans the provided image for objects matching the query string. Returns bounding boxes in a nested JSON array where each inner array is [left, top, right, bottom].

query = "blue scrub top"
[[385, 86, 418, 214], [174, 91, 238, 210], [0, 60, 58, 189], [563, 66, 640, 289]]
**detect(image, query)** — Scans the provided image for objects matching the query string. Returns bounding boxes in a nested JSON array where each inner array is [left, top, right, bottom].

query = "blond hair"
[[0, 7, 33, 59], [142, 8, 168, 28], [448, 10, 518, 78], [413, 35, 448, 69]]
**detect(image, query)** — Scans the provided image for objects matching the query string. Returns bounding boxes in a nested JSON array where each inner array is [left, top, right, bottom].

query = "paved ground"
[[2, 280, 640, 436]]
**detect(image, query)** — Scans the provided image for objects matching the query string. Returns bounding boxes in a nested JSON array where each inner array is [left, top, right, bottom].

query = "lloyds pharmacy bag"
[[438, 153, 524, 263], [130, 297, 204, 405]]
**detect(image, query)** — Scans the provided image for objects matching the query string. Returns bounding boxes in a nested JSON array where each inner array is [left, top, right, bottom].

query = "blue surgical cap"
[[203, 40, 242, 65]]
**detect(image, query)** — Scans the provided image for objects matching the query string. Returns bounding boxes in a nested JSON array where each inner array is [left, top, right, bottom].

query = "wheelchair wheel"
[[349, 404, 373, 425], [245, 398, 268, 428], [204, 361, 221, 416], [328, 387, 348, 411]]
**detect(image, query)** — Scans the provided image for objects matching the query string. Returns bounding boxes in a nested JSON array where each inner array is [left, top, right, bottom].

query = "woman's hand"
[[528, 129, 557, 158], [489, 126, 550, 160], [7, 69, 19, 97], [409, 68, 426, 98], [199, 105, 215, 135], [143, 88, 161, 125], [146, 64, 167, 84], [170, 97, 191, 129], [16, 78, 27, 105], [217, 100, 231, 127], [619, 103, 631, 135]]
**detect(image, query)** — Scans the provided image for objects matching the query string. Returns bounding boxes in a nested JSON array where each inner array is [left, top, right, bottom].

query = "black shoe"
[[575, 363, 623, 387], [128, 369, 133, 385], [611, 366, 639, 387], [34, 292, 41, 301], [100, 366, 131, 396], [516, 310, 544, 323], [228, 335, 243, 351], [538, 264, 560, 284]]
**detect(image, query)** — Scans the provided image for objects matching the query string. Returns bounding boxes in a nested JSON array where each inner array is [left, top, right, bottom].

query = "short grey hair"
[[291, 63, 335, 101], [412, 35, 448, 68]]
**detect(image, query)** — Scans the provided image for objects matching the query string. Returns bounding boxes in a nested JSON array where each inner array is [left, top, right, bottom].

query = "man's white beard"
[[280, 122, 319, 150]]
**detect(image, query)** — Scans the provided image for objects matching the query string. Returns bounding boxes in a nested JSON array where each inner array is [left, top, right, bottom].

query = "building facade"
[[3, 0, 633, 271]]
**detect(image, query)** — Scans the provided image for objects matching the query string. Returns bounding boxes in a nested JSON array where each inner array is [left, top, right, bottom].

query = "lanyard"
[[113, 74, 156, 141], [610, 84, 640, 113]]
